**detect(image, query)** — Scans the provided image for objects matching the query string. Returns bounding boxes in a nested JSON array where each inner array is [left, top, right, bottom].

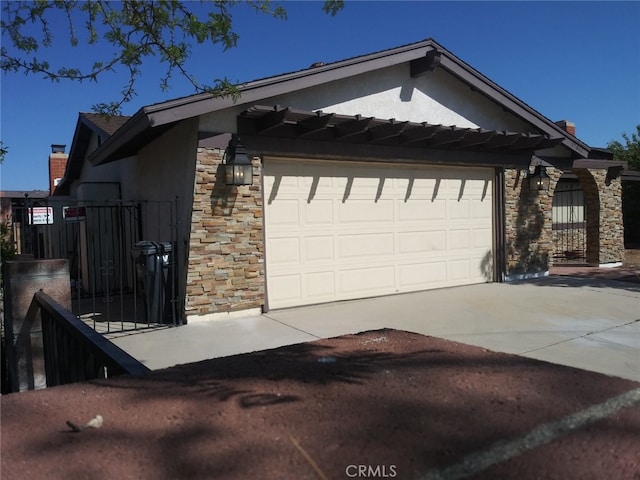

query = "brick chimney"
[[48, 144, 68, 195], [555, 120, 576, 136]]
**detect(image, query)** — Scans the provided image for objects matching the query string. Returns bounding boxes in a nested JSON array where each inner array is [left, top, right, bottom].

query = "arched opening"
[[552, 176, 587, 263], [572, 169, 601, 265]]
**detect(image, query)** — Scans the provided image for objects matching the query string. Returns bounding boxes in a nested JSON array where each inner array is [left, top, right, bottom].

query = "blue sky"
[[1, 1, 639, 191]]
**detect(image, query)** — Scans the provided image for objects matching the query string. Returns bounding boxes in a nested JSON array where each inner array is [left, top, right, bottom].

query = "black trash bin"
[[132, 241, 174, 324]]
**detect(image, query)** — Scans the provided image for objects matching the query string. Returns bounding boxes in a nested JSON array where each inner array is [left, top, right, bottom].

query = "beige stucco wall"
[[73, 134, 132, 195], [121, 118, 199, 242], [199, 64, 534, 136]]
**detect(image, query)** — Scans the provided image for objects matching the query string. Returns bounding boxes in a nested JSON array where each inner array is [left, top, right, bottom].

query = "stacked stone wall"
[[185, 148, 264, 318], [574, 168, 624, 264], [504, 167, 562, 276]]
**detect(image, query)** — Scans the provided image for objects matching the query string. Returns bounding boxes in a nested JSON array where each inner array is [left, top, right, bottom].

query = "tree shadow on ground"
[[514, 273, 640, 293], [4, 329, 639, 480]]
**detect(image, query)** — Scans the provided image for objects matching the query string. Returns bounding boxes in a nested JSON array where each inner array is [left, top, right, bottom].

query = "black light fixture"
[[527, 165, 550, 192], [225, 135, 253, 186]]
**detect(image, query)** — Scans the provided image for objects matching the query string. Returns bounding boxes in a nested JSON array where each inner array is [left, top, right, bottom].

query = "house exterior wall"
[[266, 66, 533, 132], [199, 65, 533, 136], [72, 134, 129, 195], [123, 119, 199, 242], [504, 166, 562, 278], [185, 148, 264, 320], [504, 166, 624, 274]]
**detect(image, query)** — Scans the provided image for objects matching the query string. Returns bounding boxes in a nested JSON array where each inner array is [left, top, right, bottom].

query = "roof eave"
[[144, 40, 440, 128], [54, 115, 94, 195], [89, 109, 152, 166], [90, 40, 441, 164], [89, 37, 593, 165], [435, 47, 590, 158]]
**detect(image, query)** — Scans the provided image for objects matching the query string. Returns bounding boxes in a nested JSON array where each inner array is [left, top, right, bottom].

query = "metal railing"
[[35, 291, 150, 387], [552, 182, 587, 263]]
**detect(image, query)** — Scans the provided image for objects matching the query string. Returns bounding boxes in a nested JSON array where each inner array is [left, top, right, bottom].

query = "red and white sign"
[[63, 206, 86, 222], [28, 207, 54, 225]]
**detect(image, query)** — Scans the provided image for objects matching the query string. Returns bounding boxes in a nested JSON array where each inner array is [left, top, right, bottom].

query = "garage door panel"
[[304, 200, 333, 224], [398, 231, 446, 254], [398, 262, 447, 287], [264, 173, 300, 195], [404, 177, 440, 193], [448, 229, 472, 250], [339, 265, 396, 294], [268, 274, 302, 304], [268, 199, 300, 226], [449, 259, 472, 281], [268, 237, 300, 265], [471, 199, 492, 218], [473, 229, 492, 248], [398, 199, 446, 221], [339, 199, 394, 223], [338, 233, 394, 258], [306, 271, 336, 298], [304, 236, 334, 262], [449, 200, 470, 220], [264, 158, 494, 309]]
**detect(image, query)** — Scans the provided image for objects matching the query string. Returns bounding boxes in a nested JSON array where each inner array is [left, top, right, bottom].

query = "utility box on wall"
[[3, 259, 70, 392]]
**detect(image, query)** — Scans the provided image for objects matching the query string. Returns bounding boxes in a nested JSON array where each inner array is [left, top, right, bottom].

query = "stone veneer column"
[[503, 166, 562, 278], [573, 168, 624, 265], [185, 148, 264, 320]]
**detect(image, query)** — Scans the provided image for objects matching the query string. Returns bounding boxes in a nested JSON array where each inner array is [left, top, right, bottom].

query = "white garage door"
[[263, 158, 494, 309]]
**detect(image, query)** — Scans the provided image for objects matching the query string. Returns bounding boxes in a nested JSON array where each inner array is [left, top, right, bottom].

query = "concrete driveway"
[[111, 275, 640, 381]]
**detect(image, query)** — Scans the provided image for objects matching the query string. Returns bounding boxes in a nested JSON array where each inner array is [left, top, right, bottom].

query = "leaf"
[[1, 0, 342, 111]]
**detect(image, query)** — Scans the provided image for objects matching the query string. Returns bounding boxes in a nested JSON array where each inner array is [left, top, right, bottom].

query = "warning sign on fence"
[[28, 207, 53, 225]]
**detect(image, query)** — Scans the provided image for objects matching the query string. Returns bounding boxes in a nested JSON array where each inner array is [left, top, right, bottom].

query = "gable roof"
[[80, 112, 130, 136], [55, 113, 130, 195], [91, 38, 591, 166]]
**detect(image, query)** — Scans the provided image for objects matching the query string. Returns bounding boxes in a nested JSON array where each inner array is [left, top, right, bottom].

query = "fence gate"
[[552, 181, 587, 264], [8, 199, 181, 332]]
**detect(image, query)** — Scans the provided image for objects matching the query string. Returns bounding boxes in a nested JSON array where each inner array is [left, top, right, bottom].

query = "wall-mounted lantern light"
[[224, 136, 253, 186], [527, 165, 550, 192]]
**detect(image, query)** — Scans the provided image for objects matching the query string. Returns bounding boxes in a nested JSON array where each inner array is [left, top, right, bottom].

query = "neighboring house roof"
[[0, 190, 49, 199], [81, 112, 130, 137], [55, 112, 130, 195], [89, 38, 595, 167]]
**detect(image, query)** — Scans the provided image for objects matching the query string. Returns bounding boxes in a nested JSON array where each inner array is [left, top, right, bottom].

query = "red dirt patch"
[[2, 330, 639, 480]]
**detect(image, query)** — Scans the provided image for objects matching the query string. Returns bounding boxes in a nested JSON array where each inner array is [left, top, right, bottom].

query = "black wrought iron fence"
[[8, 198, 182, 332], [552, 182, 587, 264]]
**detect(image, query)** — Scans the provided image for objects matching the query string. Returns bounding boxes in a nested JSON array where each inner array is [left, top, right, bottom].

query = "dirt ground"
[[2, 329, 639, 480]]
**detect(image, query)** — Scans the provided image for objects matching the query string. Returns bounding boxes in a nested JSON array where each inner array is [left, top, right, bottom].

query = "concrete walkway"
[[111, 274, 640, 381]]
